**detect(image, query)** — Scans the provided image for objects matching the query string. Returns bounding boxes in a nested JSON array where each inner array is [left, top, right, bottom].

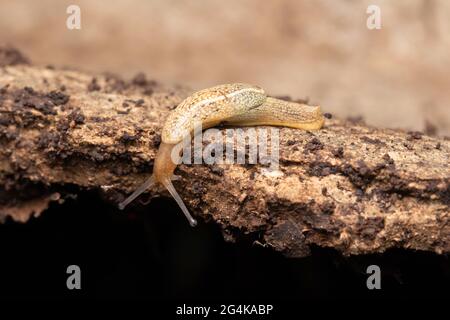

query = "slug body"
[[119, 83, 324, 227], [223, 97, 324, 130]]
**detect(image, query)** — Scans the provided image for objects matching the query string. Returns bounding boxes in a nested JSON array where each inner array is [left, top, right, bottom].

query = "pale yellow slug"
[[118, 83, 324, 227]]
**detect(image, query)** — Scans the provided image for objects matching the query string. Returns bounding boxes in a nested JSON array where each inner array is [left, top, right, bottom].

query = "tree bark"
[[0, 56, 449, 257]]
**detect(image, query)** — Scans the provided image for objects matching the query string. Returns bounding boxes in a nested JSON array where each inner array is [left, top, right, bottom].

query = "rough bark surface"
[[0, 51, 449, 257]]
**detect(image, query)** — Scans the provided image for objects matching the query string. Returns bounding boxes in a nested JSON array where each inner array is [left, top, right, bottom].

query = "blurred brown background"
[[1, 0, 449, 134]]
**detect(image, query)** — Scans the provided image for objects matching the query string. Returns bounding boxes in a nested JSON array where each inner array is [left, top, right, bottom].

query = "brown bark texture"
[[0, 48, 449, 257]]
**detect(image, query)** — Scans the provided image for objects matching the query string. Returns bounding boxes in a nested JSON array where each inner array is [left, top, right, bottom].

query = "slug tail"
[[118, 175, 156, 210], [162, 178, 198, 227]]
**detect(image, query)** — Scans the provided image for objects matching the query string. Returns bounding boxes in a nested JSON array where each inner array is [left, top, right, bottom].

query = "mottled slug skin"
[[224, 97, 324, 130], [162, 83, 266, 144]]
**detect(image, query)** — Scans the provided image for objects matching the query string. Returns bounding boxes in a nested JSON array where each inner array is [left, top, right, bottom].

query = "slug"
[[118, 83, 324, 227]]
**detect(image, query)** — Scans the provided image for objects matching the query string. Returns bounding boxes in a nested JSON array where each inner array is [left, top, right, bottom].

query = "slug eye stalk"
[[119, 142, 198, 227]]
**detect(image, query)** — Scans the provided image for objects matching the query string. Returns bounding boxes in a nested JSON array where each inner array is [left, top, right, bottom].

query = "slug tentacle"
[[162, 178, 197, 227], [119, 141, 197, 226], [118, 175, 155, 210]]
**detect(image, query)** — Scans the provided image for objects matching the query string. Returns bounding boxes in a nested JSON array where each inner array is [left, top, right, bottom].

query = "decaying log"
[[0, 49, 449, 257]]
